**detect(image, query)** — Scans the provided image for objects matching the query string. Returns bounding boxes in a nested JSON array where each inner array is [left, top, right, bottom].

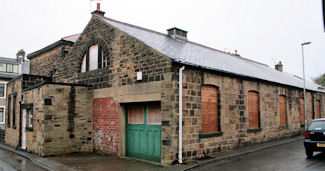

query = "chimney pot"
[[275, 61, 283, 72], [91, 3, 105, 16], [97, 3, 100, 10]]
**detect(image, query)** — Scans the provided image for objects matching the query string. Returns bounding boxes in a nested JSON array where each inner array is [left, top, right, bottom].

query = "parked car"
[[304, 118, 325, 158]]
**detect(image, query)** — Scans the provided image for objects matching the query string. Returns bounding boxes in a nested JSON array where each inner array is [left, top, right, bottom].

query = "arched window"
[[248, 91, 260, 129], [201, 85, 220, 133], [81, 44, 108, 73]]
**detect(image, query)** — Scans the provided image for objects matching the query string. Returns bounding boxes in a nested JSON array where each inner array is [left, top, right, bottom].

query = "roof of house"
[[27, 33, 80, 59], [0, 57, 20, 65], [94, 14, 323, 92]]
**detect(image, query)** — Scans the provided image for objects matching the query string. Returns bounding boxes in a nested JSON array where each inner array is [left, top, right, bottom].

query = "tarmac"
[[0, 136, 304, 171]]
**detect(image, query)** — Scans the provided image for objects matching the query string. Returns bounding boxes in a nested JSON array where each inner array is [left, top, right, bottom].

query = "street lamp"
[[301, 41, 311, 130]]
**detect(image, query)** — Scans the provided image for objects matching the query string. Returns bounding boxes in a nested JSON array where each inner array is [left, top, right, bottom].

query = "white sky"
[[0, 0, 324, 81]]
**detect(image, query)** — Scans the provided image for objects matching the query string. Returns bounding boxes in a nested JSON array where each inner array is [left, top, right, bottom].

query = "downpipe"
[[178, 66, 185, 163]]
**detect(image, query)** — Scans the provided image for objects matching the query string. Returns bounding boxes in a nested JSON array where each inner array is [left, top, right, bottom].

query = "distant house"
[[0, 56, 29, 129], [5, 5, 325, 165]]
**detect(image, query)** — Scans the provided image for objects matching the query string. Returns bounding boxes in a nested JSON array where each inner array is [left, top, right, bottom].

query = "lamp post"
[[301, 41, 311, 130]]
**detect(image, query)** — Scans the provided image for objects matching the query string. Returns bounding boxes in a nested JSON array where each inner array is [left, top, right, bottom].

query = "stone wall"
[[54, 16, 172, 89], [29, 44, 73, 77], [5, 79, 92, 156], [172, 68, 325, 162], [41, 84, 92, 156], [5, 77, 22, 147]]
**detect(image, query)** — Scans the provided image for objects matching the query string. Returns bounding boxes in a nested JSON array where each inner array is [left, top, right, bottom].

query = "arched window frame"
[[79, 38, 109, 73]]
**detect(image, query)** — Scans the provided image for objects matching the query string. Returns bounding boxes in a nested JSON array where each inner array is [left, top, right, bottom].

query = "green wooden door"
[[126, 104, 161, 162]]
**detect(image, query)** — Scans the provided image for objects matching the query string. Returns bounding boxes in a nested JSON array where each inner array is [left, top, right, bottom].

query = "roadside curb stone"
[[0, 143, 74, 171], [181, 136, 304, 170]]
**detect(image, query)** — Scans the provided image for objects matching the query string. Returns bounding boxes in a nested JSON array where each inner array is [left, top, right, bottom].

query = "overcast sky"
[[0, 0, 324, 81]]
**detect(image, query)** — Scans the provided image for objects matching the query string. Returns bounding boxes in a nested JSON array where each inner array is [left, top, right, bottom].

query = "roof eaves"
[[172, 59, 322, 92], [27, 39, 74, 59]]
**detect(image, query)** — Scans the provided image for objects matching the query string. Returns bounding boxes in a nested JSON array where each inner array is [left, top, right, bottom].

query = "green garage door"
[[126, 104, 161, 162]]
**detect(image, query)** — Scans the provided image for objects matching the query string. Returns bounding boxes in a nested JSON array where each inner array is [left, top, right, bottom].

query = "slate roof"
[[27, 34, 80, 59], [95, 14, 323, 92]]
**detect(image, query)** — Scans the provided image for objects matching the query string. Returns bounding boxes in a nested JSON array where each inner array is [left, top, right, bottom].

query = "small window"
[[248, 91, 260, 129], [12, 94, 16, 127], [6, 64, 12, 72], [28, 108, 33, 128], [300, 98, 305, 125], [80, 44, 108, 73], [81, 54, 86, 73], [89, 45, 98, 71], [201, 85, 219, 133], [13, 65, 19, 73], [0, 108, 3, 122], [0, 64, 6, 72], [128, 106, 144, 124], [279, 95, 287, 127], [0, 84, 4, 97], [147, 105, 162, 125]]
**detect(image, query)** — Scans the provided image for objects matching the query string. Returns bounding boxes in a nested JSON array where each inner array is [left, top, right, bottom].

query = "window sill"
[[278, 126, 288, 130], [247, 128, 262, 133], [25, 127, 33, 132], [199, 132, 223, 138]]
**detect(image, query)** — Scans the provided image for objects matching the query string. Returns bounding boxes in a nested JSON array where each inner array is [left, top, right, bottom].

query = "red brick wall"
[[93, 97, 119, 155]]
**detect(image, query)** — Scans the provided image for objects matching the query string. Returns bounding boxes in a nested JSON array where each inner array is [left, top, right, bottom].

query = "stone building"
[[5, 6, 325, 165]]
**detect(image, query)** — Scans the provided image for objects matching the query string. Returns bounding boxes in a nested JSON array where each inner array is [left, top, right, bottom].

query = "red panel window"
[[248, 91, 259, 129], [201, 85, 219, 133]]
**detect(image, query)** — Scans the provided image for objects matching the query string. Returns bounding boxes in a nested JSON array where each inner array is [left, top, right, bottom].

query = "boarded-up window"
[[248, 91, 259, 129], [89, 44, 98, 71], [128, 106, 144, 124], [201, 85, 219, 133], [147, 105, 162, 125], [316, 100, 321, 118], [81, 54, 86, 73], [300, 98, 305, 125], [279, 95, 287, 126]]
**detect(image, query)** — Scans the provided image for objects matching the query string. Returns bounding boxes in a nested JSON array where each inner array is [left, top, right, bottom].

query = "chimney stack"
[[167, 27, 188, 41], [91, 3, 105, 16], [275, 61, 283, 72]]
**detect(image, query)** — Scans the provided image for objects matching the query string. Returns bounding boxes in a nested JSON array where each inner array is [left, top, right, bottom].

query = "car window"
[[308, 121, 325, 131]]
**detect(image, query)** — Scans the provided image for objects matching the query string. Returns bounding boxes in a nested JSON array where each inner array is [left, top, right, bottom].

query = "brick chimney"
[[275, 61, 283, 72], [167, 27, 188, 41], [91, 3, 105, 16]]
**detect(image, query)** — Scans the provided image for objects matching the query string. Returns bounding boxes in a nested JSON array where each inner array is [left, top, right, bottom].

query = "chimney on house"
[[16, 49, 25, 63], [167, 27, 188, 41], [275, 61, 283, 72], [91, 3, 105, 16]]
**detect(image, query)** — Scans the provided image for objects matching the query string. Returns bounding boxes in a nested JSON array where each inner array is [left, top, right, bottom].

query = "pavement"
[[0, 136, 304, 171]]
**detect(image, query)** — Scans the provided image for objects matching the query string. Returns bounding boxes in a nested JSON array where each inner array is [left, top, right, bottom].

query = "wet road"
[[192, 140, 325, 171], [0, 148, 46, 171]]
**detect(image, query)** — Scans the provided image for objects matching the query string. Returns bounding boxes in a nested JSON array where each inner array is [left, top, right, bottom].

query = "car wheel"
[[306, 148, 313, 158]]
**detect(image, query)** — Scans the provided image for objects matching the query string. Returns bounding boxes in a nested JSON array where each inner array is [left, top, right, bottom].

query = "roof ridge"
[[95, 14, 269, 67]]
